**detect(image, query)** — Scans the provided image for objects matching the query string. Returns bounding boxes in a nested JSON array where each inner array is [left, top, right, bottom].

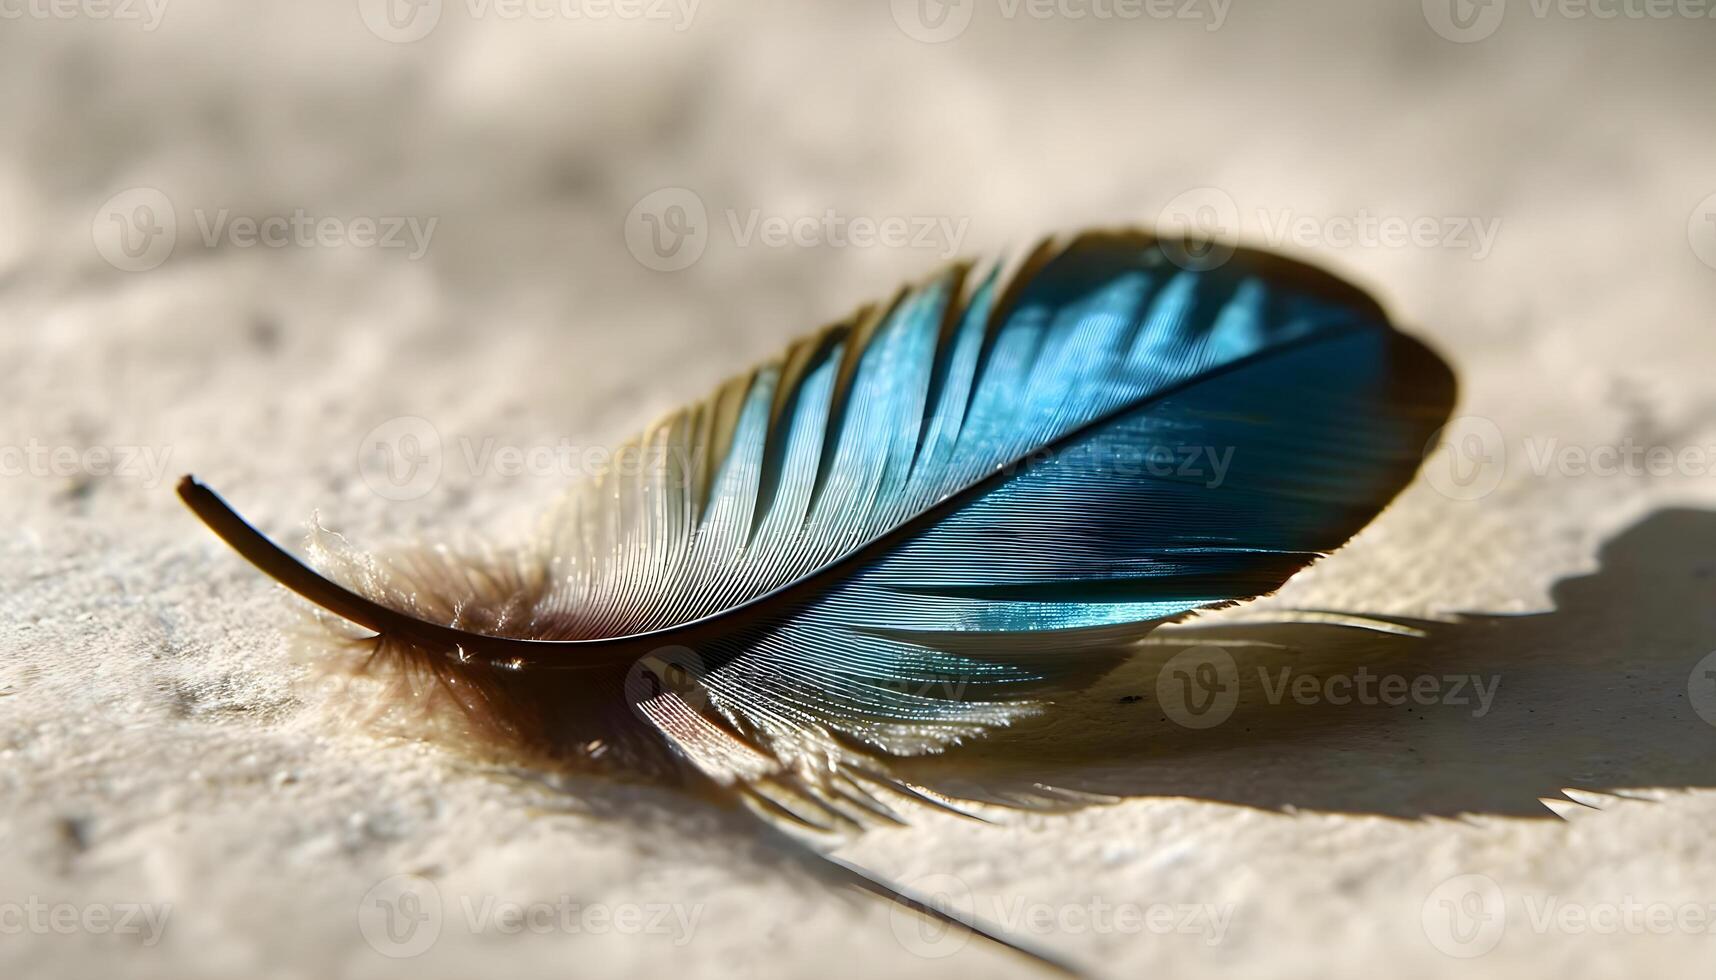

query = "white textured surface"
[[4, 2, 1716, 977]]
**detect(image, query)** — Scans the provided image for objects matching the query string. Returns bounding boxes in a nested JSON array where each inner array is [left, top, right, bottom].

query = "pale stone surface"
[[3, 2, 1716, 977]]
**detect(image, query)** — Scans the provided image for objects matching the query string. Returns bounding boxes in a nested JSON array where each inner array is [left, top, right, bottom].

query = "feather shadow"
[[902, 506, 1716, 819]]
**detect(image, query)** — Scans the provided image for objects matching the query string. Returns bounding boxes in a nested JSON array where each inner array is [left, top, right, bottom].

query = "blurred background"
[[3, 1, 1716, 978]]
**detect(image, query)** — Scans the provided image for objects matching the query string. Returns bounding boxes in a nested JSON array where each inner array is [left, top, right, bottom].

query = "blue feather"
[[178, 230, 1455, 829]]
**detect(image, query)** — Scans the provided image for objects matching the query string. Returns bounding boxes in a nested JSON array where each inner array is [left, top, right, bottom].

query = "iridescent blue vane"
[[681, 235, 1453, 731]]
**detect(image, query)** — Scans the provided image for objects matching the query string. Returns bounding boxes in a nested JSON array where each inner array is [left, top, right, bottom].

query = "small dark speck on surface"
[[56, 816, 92, 855], [249, 315, 281, 352], [57, 476, 97, 509]]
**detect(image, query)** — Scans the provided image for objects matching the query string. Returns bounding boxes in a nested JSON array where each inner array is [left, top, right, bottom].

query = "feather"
[[178, 229, 1455, 833]]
